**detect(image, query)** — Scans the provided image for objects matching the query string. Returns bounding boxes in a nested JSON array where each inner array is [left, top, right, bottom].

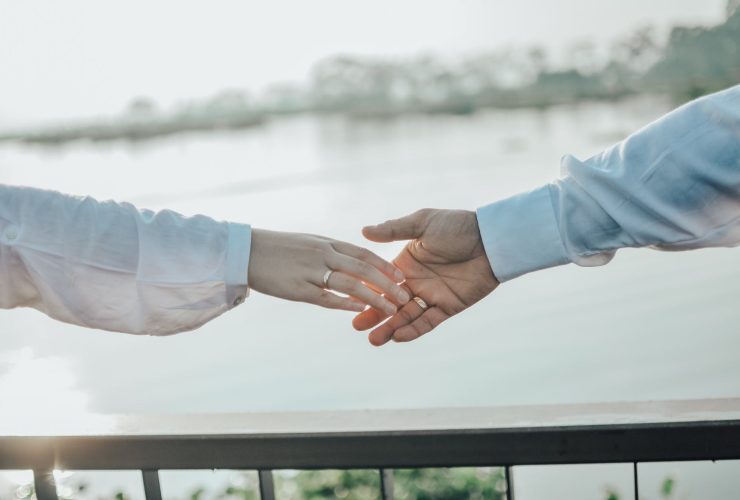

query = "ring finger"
[[367, 297, 426, 346]]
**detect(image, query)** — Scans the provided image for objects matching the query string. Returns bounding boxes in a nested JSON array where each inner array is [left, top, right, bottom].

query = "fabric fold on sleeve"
[[476, 84, 740, 282]]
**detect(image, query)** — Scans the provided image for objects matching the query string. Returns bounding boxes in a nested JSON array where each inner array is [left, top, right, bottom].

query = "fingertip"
[[369, 332, 391, 347], [362, 224, 387, 242], [392, 327, 417, 343], [353, 307, 382, 330], [369, 325, 394, 346], [352, 314, 369, 331]]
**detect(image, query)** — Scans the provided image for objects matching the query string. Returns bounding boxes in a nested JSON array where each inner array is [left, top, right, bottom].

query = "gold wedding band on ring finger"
[[412, 296, 429, 311]]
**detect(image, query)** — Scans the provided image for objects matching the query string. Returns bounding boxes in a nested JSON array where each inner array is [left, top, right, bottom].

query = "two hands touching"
[[248, 210, 499, 346], [355, 209, 499, 346]]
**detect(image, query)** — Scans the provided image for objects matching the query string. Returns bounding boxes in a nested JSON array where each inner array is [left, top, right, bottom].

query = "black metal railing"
[[2, 398, 740, 500]]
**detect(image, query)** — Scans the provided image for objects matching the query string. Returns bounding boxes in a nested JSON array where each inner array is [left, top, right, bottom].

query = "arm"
[[477, 85, 740, 282], [355, 85, 740, 345], [0, 185, 407, 335]]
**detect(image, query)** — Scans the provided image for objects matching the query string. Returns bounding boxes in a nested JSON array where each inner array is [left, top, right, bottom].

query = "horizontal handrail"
[[2, 398, 740, 470]]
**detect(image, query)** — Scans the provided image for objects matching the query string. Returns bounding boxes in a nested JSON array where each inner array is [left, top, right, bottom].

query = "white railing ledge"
[[4, 398, 740, 437]]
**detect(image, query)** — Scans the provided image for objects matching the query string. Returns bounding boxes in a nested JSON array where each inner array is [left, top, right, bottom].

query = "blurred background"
[[1, 1, 739, 498]]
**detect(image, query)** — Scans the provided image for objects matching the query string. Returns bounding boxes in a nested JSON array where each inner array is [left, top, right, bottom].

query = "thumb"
[[362, 209, 430, 242]]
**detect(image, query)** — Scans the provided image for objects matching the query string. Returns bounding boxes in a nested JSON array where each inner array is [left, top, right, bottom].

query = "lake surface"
[[1, 97, 739, 499]]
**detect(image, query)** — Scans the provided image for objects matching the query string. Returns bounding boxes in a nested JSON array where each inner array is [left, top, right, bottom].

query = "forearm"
[[478, 85, 740, 281], [0, 184, 250, 335]]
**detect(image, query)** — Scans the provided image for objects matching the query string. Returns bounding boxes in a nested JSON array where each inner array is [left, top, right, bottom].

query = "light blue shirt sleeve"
[[0, 184, 251, 335], [477, 85, 740, 282]]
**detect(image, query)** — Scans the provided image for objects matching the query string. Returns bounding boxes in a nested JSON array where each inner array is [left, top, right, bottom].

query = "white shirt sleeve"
[[476, 84, 740, 282], [0, 184, 251, 335]]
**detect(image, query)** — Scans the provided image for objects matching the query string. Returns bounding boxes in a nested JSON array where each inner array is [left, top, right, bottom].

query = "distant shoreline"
[[3, 7, 737, 147], [0, 90, 684, 147]]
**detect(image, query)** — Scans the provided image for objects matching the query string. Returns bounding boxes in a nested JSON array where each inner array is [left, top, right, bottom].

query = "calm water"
[[1, 97, 739, 499]]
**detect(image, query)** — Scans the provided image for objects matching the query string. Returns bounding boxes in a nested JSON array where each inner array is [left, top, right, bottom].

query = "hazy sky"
[[0, 0, 727, 125]]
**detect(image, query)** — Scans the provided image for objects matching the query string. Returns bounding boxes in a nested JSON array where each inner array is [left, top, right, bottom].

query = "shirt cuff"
[[225, 222, 251, 307], [476, 185, 570, 282]]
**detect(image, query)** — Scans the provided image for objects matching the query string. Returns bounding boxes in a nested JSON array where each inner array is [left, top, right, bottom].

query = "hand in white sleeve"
[[478, 84, 740, 281], [0, 185, 408, 335], [355, 85, 740, 346]]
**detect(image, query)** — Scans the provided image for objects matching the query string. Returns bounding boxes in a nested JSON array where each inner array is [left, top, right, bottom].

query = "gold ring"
[[412, 296, 428, 311], [322, 270, 334, 289]]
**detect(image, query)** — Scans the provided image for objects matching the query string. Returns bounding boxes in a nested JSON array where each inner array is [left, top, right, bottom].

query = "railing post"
[[142, 469, 163, 500], [505, 466, 515, 500], [633, 462, 639, 500], [258, 469, 275, 500], [379, 468, 394, 500], [33, 469, 59, 500]]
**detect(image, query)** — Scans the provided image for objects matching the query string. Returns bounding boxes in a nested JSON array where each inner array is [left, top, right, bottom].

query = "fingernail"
[[385, 303, 397, 315], [398, 290, 410, 303], [394, 269, 405, 282]]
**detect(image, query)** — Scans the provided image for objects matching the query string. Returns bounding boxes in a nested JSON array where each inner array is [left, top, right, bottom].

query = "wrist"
[[247, 228, 271, 294]]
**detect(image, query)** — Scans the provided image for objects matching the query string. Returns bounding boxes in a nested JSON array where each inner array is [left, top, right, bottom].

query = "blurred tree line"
[[4, 466, 679, 499], [4, 1, 737, 143], [305, 2, 739, 116]]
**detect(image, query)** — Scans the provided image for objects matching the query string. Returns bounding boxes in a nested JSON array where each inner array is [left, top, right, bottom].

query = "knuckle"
[[373, 295, 388, 308], [356, 260, 374, 276], [416, 316, 432, 332], [351, 281, 367, 296], [395, 328, 414, 342], [359, 247, 376, 260], [399, 307, 416, 322], [318, 290, 334, 305], [355, 250, 370, 262], [348, 277, 363, 294]]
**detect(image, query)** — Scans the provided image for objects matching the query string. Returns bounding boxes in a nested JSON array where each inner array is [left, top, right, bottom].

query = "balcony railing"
[[2, 398, 740, 500]]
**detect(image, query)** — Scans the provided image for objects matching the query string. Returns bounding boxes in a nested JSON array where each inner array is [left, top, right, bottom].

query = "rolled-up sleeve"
[[0, 184, 251, 335], [477, 84, 740, 282]]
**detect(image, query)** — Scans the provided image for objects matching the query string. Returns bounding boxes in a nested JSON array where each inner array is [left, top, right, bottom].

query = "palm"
[[354, 210, 499, 345], [396, 227, 495, 319]]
